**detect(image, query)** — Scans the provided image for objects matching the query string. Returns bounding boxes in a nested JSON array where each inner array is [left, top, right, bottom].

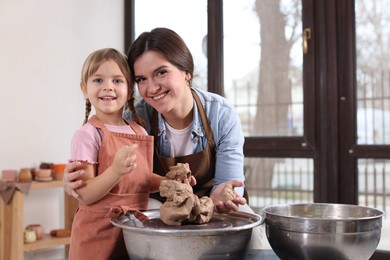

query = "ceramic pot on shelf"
[[24, 229, 36, 243], [18, 168, 32, 183], [26, 224, 45, 240]]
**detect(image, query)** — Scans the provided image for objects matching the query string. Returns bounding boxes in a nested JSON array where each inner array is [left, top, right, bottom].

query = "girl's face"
[[133, 51, 192, 117], [82, 59, 128, 125]]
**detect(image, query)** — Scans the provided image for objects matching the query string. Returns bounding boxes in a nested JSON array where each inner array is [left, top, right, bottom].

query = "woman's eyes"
[[157, 70, 167, 77], [135, 77, 145, 83], [135, 70, 168, 84]]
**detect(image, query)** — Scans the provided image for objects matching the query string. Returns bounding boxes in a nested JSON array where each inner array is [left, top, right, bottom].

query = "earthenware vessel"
[[18, 168, 32, 183], [24, 229, 36, 243], [26, 224, 45, 240]]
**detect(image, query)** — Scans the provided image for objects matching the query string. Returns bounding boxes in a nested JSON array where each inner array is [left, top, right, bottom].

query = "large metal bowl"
[[111, 209, 263, 260], [262, 203, 383, 260]]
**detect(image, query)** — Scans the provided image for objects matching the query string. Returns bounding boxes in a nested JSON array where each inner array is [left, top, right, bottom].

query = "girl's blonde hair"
[[80, 48, 144, 127]]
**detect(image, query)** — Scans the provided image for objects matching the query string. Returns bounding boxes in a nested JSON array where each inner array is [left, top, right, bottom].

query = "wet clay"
[[165, 162, 192, 181], [220, 183, 236, 203], [159, 163, 214, 226]]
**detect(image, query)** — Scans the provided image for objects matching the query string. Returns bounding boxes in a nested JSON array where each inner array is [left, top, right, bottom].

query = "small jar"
[[24, 229, 37, 243], [26, 224, 45, 240], [18, 168, 32, 183]]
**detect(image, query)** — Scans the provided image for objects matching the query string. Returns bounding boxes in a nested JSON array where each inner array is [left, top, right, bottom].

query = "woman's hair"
[[126, 28, 194, 85], [80, 48, 144, 127]]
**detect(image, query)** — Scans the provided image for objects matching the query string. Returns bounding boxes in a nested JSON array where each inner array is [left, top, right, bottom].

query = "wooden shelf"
[[30, 180, 64, 190], [24, 234, 70, 252], [0, 179, 74, 260]]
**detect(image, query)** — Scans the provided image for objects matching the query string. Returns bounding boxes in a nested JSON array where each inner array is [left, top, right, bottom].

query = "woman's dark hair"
[[126, 28, 194, 85]]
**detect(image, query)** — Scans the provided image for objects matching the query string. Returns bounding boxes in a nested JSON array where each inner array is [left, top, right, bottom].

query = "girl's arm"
[[75, 145, 137, 205], [150, 174, 165, 193]]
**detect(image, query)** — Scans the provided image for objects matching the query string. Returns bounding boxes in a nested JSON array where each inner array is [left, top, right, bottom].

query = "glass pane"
[[224, 0, 304, 137], [357, 159, 390, 251], [244, 157, 314, 213], [134, 0, 208, 90], [356, 0, 390, 145]]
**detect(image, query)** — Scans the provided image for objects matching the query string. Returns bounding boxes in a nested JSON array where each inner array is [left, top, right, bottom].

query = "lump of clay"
[[159, 180, 214, 226], [165, 163, 191, 181], [220, 183, 237, 203]]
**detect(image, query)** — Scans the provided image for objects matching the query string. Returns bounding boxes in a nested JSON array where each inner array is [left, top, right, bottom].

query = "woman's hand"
[[210, 180, 247, 214], [63, 161, 85, 199]]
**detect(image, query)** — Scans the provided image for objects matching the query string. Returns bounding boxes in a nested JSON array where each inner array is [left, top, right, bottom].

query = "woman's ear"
[[185, 72, 192, 81]]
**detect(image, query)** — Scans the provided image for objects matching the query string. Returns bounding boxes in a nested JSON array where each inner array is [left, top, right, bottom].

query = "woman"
[[64, 27, 265, 249]]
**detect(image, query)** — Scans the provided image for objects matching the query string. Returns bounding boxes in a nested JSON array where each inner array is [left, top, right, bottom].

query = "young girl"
[[68, 48, 165, 259]]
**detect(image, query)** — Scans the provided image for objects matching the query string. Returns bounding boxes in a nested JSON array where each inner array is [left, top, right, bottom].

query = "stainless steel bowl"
[[111, 209, 263, 260], [262, 203, 383, 260]]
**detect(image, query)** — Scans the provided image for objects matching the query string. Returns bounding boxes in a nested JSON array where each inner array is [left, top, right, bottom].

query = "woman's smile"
[[152, 91, 168, 101]]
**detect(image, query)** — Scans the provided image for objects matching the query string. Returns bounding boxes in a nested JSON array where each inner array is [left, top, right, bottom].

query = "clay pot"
[[52, 164, 66, 180], [53, 164, 66, 173], [18, 168, 32, 183], [26, 224, 45, 240], [35, 169, 52, 178], [53, 172, 64, 181], [24, 229, 36, 243], [1, 169, 17, 182]]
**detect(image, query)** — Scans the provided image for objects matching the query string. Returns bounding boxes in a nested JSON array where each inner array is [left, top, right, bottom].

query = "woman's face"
[[133, 51, 191, 117]]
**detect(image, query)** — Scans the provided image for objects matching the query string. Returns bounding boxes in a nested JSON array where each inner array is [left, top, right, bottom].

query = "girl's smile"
[[81, 59, 128, 125]]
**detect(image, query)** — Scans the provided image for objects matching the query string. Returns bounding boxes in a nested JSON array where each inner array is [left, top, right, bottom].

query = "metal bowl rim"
[[111, 209, 264, 235], [262, 203, 384, 221]]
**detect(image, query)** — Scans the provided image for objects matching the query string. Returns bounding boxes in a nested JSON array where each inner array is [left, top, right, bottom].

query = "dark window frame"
[[124, 1, 390, 258]]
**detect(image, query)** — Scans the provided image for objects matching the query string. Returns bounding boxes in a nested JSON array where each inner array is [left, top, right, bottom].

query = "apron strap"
[[191, 89, 216, 152], [151, 89, 216, 154], [89, 115, 144, 135]]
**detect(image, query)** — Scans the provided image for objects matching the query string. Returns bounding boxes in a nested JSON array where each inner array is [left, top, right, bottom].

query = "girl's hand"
[[111, 144, 137, 177], [210, 180, 247, 214]]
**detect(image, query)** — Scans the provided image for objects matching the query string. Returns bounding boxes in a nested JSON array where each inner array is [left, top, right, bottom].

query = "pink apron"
[[69, 115, 154, 260]]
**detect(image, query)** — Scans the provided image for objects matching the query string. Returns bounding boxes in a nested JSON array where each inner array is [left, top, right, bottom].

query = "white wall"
[[0, 0, 124, 232]]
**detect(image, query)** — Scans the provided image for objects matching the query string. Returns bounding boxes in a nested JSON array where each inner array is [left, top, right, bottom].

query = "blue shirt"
[[123, 87, 245, 196]]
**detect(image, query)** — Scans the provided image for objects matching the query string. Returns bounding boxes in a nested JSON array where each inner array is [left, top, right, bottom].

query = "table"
[[245, 249, 279, 260]]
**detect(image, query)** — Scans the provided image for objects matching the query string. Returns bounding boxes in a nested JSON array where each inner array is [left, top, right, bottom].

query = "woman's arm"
[[63, 161, 85, 199], [210, 102, 246, 213]]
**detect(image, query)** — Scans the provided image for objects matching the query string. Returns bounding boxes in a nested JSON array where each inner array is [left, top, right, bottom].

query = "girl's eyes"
[[91, 78, 124, 84], [113, 79, 124, 84], [92, 78, 103, 83]]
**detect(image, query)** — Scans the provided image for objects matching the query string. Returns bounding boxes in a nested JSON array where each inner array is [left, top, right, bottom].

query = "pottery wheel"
[[144, 217, 233, 230]]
